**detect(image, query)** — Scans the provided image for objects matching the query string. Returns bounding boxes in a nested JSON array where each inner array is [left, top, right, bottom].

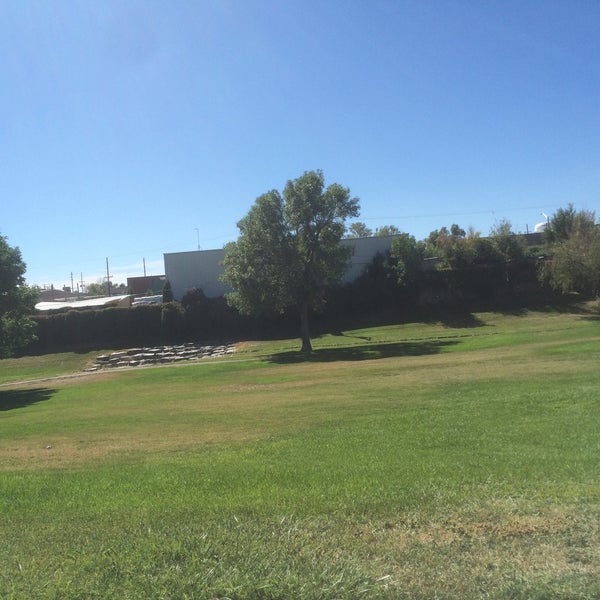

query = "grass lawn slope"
[[1, 308, 599, 598]]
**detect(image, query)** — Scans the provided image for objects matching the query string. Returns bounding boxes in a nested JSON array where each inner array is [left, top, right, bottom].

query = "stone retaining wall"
[[85, 342, 236, 371]]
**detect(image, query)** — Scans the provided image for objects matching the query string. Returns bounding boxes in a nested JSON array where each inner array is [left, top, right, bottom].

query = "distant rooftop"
[[35, 295, 132, 312]]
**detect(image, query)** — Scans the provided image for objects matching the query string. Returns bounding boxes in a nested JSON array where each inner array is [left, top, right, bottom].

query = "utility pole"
[[106, 257, 112, 297], [195, 228, 200, 250]]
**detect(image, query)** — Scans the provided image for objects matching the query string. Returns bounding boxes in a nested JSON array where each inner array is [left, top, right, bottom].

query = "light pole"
[[106, 257, 112, 296], [194, 228, 200, 250]]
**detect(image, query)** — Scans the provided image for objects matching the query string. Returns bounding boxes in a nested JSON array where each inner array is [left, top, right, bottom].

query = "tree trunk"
[[299, 301, 312, 353]]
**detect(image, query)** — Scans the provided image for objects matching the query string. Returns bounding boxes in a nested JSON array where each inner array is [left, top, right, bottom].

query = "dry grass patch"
[[346, 503, 599, 596]]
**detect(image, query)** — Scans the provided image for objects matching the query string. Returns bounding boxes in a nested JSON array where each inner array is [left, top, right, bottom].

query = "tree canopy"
[[541, 207, 600, 295], [389, 233, 425, 286], [222, 170, 359, 352], [346, 222, 373, 238], [545, 203, 596, 244], [0, 233, 38, 357]]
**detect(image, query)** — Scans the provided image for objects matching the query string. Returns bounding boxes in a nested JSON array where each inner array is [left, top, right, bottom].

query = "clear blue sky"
[[3, 1, 599, 290]]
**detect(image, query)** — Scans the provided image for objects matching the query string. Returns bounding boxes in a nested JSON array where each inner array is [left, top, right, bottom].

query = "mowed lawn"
[[1, 308, 599, 599]]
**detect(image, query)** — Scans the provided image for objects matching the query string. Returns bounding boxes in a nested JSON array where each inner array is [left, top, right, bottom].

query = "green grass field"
[[1, 307, 599, 598]]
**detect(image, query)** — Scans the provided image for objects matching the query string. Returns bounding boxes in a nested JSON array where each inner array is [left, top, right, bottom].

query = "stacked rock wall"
[[85, 342, 236, 371]]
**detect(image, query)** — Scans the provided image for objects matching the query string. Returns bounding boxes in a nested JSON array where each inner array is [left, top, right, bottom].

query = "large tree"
[[222, 170, 359, 352], [0, 234, 38, 357]]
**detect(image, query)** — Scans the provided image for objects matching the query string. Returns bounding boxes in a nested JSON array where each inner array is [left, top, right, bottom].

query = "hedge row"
[[27, 260, 550, 354], [28, 297, 298, 354]]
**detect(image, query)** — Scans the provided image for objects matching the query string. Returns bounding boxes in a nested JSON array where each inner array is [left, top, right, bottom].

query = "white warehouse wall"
[[164, 235, 400, 301], [164, 249, 228, 301], [341, 235, 399, 283]]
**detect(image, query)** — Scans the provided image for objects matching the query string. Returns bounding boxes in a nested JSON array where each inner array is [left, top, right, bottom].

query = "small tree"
[[162, 279, 174, 303], [389, 233, 425, 286], [222, 170, 359, 352], [346, 222, 373, 238], [0, 234, 38, 357], [489, 220, 526, 263], [542, 209, 600, 296], [427, 224, 475, 269], [545, 204, 596, 244], [86, 281, 107, 296], [375, 225, 400, 236]]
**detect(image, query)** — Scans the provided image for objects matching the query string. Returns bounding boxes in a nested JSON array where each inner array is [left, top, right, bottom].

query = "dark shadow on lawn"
[[416, 307, 487, 329], [438, 312, 486, 329], [0, 388, 56, 412], [267, 339, 459, 364]]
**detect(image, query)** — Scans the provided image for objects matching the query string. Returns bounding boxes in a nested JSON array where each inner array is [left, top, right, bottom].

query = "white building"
[[164, 235, 400, 301], [35, 295, 132, 312]]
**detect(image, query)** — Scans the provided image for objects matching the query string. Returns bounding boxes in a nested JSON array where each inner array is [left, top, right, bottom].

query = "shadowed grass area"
[[0, 387, 56, 411], [0, 308, 599, 598], [268, 338, 460, 363]]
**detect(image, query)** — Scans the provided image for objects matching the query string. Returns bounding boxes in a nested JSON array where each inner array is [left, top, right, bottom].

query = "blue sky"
[[3, 1, 599, 290]]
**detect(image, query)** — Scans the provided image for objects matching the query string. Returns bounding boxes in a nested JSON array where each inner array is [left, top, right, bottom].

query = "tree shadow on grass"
[[0, 388, 56, 412], [416, 307, 487, 329], [438, 312, 486, 329], [267, 339, 459, 364]]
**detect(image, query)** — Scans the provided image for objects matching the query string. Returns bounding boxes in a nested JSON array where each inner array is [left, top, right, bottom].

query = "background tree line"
[[26, 203, 598, 355], [2, 180, 599, 357]]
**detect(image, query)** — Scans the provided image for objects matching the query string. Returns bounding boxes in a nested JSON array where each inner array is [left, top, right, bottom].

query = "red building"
[[126, 275, 166, 297]]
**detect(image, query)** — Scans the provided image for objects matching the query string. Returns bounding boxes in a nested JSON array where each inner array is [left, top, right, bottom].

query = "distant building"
[[164, 235, 401, 301], [38, 287, 78, 302], [163, 232, 550, 302], [126, 275, 166, 296], [164, 249, 229, 300], [35, 295, 132, 312]]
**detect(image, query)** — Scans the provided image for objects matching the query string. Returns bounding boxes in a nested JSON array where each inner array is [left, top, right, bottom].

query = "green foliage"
[[543, 228, 600, 295], [541, 206, 600, 296], [0, 312, 37, 358], [450, 223, 466, 237], [389, 232, 425, 285], [223, 190, 293, 316], [346, 221, 373, 238], [545, 203, 596, 244], [162, 279, 174, 303], [489, 219, 526, 262], [85, 281, 107, 296], [374, 224, 400, 236], [426, 225, 479, 269], [0, 233, 38, 357], [428, 221, 528, 271], [222, 170, 359, 351]]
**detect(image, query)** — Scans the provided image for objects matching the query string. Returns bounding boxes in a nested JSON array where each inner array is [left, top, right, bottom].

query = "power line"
[[359, 204, 564, 222]]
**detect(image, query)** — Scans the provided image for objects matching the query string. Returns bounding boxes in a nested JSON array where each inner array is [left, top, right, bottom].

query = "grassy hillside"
[[1, 308, 599, 598]]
